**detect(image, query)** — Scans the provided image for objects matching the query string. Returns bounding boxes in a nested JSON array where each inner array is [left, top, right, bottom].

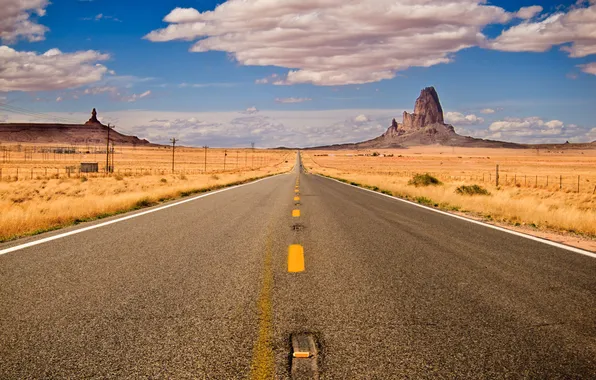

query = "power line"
[[0, 103, 81, 124]]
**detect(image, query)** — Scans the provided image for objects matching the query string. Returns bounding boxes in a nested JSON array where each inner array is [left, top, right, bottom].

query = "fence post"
[[0, 168, 2, 181], [495, 165, 499, 186], [546, 176, 548, 187], [559, 175, 562, 190], [578, 175, 580, 193], [31, 167, 33, 180]]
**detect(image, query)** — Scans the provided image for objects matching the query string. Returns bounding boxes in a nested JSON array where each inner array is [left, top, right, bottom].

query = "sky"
[[0, 0, 595, 147]]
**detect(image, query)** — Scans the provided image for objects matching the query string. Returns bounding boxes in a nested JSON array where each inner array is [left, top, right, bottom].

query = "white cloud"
[[83, 86, 119, 95], [243, 106, 259, 114], [275, 97, 312, 104], [480, 108, 496, 114], [0, 0, 49, 44], [145, 1, 517, 86], [255, 73, 281, 85], [121, 90, 151, 102], [0, 46, 111, 92], [55, 96, 62, 102], [445, 111, 484, 125], [578, 62, 596, 75], [486, 116, 587, 143], [354, 114, 370, 123], [489, 2, 596, 58], [586, 127, 596, 142], [178, 82, 237, 88], [515, 6, 543, 20], [82, 14, 122, 22]]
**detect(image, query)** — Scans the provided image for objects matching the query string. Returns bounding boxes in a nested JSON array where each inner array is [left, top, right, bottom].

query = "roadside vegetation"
[[0, 151, 294, 242], [455, 184, 490, 196], [408, 173, 442, 187], [303, 149, 596, 242]]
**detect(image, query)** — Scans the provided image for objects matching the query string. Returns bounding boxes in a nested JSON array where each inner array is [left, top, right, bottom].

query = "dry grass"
[[302, 147, 596, 239], [0, 146, 294, 242], [0, 145, 287, 179]]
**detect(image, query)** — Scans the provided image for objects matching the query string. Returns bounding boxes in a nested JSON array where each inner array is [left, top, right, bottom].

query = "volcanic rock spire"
[[402, 87, 444, 131]]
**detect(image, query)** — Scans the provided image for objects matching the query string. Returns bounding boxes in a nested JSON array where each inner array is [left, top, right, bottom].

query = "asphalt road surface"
[[1, 153, 595, 379]]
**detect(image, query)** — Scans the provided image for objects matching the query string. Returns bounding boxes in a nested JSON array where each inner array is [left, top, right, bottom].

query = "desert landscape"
[[0, 144, 293, 242], [3, 0, 596, 377], [302, 147, 596, 250]]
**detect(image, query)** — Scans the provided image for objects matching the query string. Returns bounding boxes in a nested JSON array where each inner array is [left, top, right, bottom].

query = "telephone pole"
[[105, 123, 114, 174], [251, 142, 255, 168], [170, 138, 178, 173], [203, 146, 208, 173]]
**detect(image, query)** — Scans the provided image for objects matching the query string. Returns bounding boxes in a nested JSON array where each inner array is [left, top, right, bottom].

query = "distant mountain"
[[0, 109, 154, 146], [314, 87, 525, 150]]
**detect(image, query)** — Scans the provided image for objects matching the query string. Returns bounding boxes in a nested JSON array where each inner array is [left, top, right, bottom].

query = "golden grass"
[[0, 147, 294, 242], [302, 148, 596, 238]]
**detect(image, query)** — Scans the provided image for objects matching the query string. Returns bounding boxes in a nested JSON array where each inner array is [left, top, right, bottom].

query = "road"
[[1, 153, 595, 378]]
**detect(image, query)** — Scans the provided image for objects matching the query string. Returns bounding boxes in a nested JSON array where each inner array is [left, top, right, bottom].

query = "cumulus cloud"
[[145, 0, 519, 86], [515, 6, 543, 19], [445, 111, 484, 125], [0, 46, 111, 92], [275, 97, 312, 104], [354, 114, 370, 123], [0, 0, 49, 44], [255, 73, 283, 85], [489, 2, 596, 58], [480, 108, 496, 114], [243, 106, 259, 114], [578, 62, 596, 75], [487, 116, 587, 143]]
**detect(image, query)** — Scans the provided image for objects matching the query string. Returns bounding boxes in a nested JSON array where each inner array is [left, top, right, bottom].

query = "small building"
[[80, 162, 99, 173]]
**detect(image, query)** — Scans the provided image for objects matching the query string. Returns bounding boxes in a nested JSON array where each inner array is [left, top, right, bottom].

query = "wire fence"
[[0, 144, 291, 181], [309, 156, 596, 195]]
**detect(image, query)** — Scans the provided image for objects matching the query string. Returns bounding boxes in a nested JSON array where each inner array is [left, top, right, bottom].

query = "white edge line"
[[0, 173, 287, 256], [317, 174, 596, 259]]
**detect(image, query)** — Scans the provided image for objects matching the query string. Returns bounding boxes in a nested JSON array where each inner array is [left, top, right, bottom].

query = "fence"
[[309, 156, 596, 195], [0, 144, 292, 181]]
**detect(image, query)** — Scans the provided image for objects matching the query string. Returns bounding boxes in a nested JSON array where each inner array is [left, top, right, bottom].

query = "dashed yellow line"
[[294, 196, 300, 201], [288, 244, 305, 272], [292, 209, 300, 217]]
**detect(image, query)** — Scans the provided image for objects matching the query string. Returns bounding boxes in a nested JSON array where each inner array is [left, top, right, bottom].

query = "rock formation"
[[0, 108, 153, 146], [84, 108, 103, 125], [375, 86, 459, 146], [311, 86, 524, 149]]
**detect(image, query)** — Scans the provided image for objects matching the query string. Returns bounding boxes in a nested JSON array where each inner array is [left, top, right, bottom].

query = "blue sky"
[[1, 0, 595, 147]]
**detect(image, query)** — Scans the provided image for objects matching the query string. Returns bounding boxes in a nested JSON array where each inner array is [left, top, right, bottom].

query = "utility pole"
[[223, 149, 227, 171], [170, 138, 178, 173], [251, 142, 255, 168], [203, 146, 208, 173], [110, 141, 115, 172], [105, 123, 114, 174], [496, 164, 499, 186]]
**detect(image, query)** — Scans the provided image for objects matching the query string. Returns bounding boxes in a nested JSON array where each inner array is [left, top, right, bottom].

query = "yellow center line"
[[288, 244, 305, 272], [294, 196, 300, 201], [292, 209, 300, 217], [250, 230, 275, 379]]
